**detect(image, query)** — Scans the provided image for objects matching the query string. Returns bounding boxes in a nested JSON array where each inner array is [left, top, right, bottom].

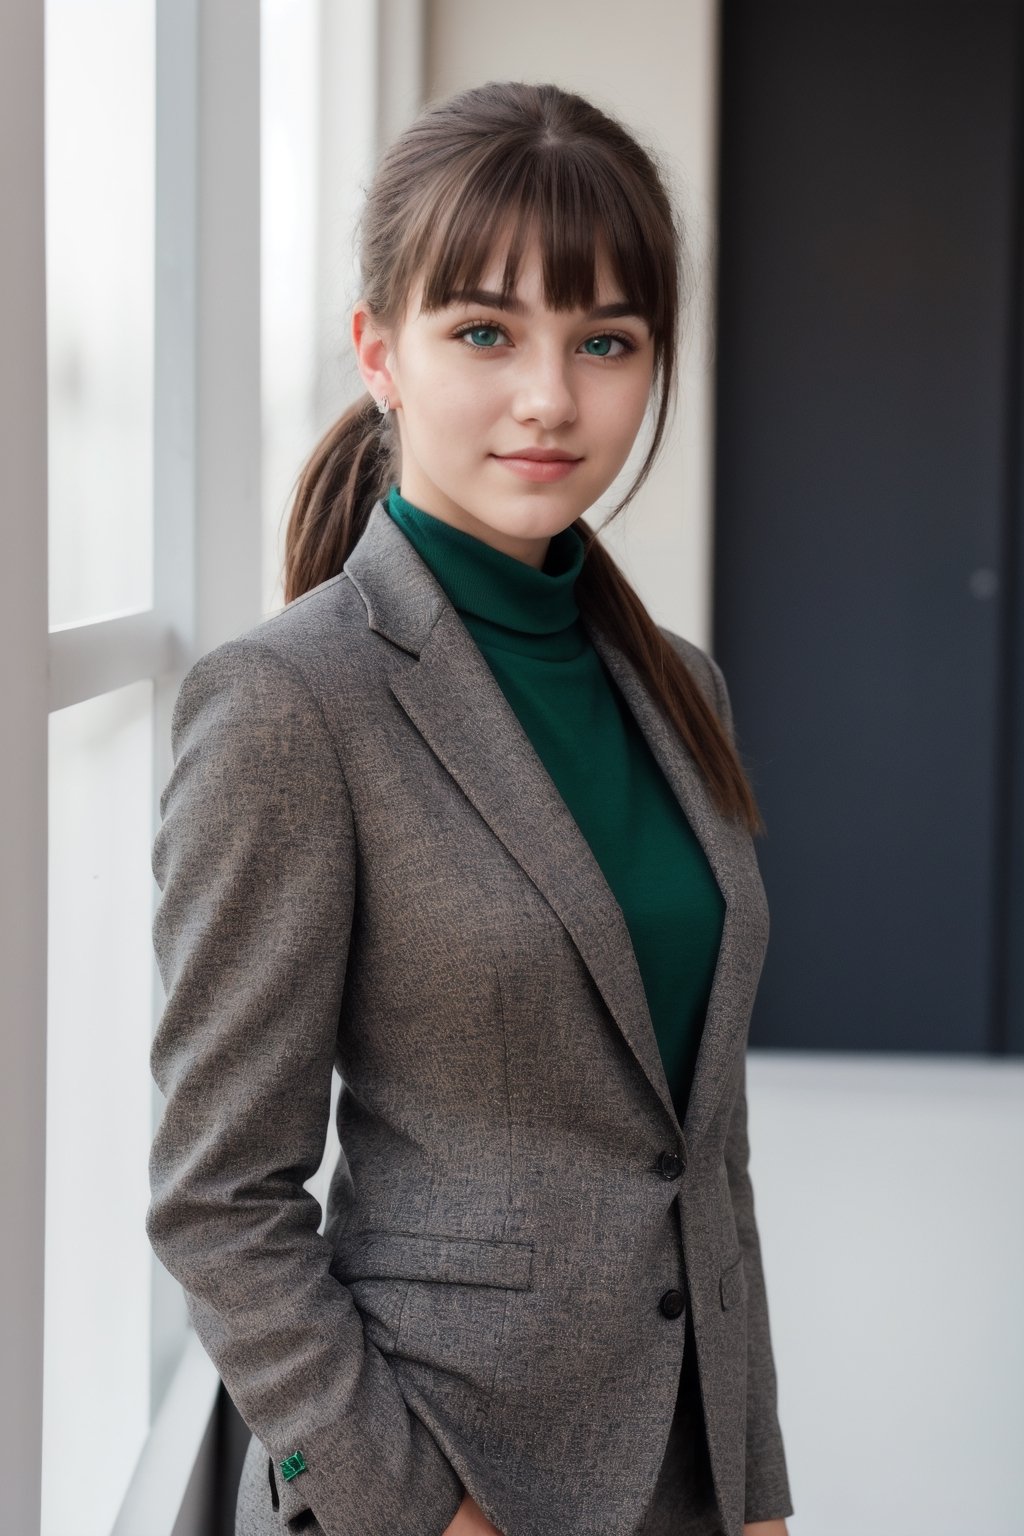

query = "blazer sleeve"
[[146, 636, 465, 1536], [704, 648, 795, 1525]]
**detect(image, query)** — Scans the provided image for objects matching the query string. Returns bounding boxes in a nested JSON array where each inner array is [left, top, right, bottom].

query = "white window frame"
[[2, 2, 424, 1531], [2, 10, 50, 1536]]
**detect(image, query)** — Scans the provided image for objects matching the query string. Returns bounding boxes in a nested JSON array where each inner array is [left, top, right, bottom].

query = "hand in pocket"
[[441, 1489, 504, 1535]]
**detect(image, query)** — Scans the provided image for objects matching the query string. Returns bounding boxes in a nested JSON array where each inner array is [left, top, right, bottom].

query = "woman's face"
[[352, 232, 656, 569]]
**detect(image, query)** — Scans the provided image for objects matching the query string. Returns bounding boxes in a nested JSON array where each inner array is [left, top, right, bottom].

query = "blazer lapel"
[[583, 620, 770, 1146], [344, 501, 765, 1148]]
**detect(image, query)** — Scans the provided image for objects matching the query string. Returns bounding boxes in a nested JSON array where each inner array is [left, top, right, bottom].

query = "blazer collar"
[[343, 499, 767, 1149]]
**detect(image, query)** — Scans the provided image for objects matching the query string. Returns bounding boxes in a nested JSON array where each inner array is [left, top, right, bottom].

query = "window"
[[43, 3, 157, 1531], [3, 4, 418, 1532]]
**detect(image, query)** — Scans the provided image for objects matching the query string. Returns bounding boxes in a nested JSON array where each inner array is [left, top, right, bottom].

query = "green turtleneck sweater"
[[385, 483, 725, 1125]]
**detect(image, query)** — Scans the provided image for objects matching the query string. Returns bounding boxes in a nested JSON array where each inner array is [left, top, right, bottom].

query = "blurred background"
[[2, 2, 1023, 1534]]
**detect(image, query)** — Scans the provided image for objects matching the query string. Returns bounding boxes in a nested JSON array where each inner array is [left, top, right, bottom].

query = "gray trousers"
[[636, 1297, 725, 1536]]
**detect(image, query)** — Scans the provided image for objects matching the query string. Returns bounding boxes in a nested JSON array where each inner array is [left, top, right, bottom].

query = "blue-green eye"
[[455, 324, 503, 348], [450, 318, 638, 359]]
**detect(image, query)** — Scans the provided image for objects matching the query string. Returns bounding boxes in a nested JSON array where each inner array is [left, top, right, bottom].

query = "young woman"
[[147, 80, 794, 1536]]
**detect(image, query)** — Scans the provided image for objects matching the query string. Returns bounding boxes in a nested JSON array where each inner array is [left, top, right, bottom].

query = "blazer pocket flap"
[[719, 1253, 746, 1311], [332, 1230, 534, 1290]]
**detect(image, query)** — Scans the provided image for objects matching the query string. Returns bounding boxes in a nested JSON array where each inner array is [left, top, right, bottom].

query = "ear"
[[351, 301, 400, 409]]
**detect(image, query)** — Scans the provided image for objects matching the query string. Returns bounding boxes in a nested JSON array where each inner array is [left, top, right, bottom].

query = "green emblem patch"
[[280, 1451, 308, 1481]]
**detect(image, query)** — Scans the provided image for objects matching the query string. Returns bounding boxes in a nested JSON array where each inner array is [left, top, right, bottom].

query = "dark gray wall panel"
[[714, 2, 1022, 1052]]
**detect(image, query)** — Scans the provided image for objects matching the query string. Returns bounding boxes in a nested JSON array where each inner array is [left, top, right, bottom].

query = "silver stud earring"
[[377, 394, 390, 415]]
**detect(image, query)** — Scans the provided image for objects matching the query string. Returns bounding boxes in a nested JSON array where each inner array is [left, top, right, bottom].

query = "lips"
[[494, 449, 582, 462], [491, 452, 582, 483]]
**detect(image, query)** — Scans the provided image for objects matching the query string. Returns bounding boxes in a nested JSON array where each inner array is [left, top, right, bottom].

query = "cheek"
[[412, 361, 497, 429], [590, 378, 650, 449]]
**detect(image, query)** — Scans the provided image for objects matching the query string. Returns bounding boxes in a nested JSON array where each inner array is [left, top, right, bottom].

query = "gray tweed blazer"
[[146, 497, 793, 1536]]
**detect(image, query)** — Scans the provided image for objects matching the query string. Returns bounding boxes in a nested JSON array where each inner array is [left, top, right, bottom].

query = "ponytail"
[[574, 526, 764, 835], [282, 392, 395, 606]]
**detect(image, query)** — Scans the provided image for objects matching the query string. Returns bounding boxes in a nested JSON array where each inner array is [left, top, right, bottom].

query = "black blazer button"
[[657, 1149, 683, 1180], [659, 1288, 685, 1319]]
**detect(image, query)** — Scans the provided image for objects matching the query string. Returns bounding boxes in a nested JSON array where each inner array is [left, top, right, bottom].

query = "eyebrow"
[[448, 287, 645, 322]]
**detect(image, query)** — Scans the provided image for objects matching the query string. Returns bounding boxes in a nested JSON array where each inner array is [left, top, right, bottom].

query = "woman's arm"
[[707, 652, 795, 1528], [147, 637, 464, 1536]]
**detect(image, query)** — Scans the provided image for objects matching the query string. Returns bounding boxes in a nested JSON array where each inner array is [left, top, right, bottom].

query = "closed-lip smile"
[[494, 447, 583, 462]]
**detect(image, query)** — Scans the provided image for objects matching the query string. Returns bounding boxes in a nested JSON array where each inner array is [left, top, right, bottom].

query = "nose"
[[511, 347, 578, 428]]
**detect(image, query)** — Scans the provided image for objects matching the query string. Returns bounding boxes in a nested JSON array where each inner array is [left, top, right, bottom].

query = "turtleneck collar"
[[384, 483, 585, 638]]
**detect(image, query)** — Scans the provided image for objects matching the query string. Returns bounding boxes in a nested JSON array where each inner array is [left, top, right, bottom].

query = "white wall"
[[748, 1050, 1024, 1536], [426, 0, 721, 651]]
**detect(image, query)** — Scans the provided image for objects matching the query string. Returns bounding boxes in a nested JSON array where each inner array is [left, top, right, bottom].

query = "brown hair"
[[282, 80, 763, 835]]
